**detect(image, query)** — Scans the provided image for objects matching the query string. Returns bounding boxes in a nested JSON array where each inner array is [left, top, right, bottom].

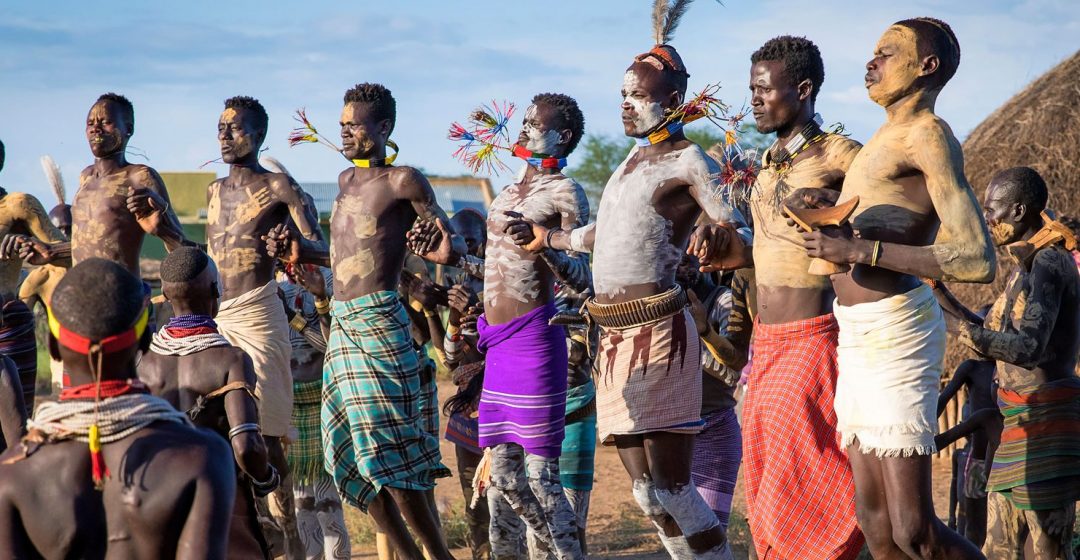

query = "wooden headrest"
[[784, 196, 860, 232]]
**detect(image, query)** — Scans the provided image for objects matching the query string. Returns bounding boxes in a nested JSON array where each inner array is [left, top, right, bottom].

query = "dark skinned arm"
[[399, 168, 466, 265], [536, 183, 593, 293], [937, 360, 974, 417], [955, 249, 1067, 368], [0, 356, 27, 450], [224, 353, 271, 482], [270, 175, 329, 259], [934, 408, 1000, 450], [933, 282, 987, 325], [127, 167, 192, 251]]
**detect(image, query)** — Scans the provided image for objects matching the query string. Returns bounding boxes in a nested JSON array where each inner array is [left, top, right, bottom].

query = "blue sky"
[[1, 0, 1077, 204]]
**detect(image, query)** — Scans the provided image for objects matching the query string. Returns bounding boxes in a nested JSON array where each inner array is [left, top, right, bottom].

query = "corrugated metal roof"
[[298, 177, 492, 216]]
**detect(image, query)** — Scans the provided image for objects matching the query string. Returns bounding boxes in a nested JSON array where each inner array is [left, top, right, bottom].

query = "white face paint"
[[521, 104, 562, 155], [622, 71, 665, 136]]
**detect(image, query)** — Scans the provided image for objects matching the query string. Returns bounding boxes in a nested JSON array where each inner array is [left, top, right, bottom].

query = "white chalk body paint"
[[623, 71, 665, 135], [592, 144, 731, 298], [485, 174, 589, 310]]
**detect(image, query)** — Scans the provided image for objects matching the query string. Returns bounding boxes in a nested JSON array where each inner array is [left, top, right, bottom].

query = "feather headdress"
[[40, 155, 65, 205], [652, 0, 692, 45]]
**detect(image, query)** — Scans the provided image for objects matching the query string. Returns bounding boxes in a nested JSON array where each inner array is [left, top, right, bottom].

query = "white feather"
[[40, 155, 66, 204]]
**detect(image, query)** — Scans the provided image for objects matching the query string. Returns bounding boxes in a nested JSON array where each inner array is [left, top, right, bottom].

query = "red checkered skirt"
[[742, 313, 864, 559]]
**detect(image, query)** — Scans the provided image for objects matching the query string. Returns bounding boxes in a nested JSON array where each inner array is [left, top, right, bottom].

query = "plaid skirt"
[[321, 291, 445, 511], [289, 379, 323, 485], [743, 314, 864, 559]]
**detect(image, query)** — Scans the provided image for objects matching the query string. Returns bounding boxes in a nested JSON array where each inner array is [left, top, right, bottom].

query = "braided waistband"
[[585, 286, 687, 329]]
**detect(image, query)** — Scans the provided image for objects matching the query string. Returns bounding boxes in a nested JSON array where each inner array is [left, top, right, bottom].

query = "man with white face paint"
[[417, 92, 591, 560], [507, 2, 750, 558]]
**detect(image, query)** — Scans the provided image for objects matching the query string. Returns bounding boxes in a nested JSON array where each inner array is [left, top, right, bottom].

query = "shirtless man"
[[508, 13, 750, 556], [417, 92, 592, 559], [206, 96, 326, 500], [15, 93, 190, 278], [266, 82, 463, 560], [0, 258, 234, 558], [935, 167, 1079, 559], [139, 247, 279, 559], [935, 356, 998, 547], [735, 36, 865, 559], [0, 138, 69, 414], [799, 18, 993, 558]]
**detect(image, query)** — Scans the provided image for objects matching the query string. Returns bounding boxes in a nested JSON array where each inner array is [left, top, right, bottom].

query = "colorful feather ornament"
[[288, 108, 342, 152], [447, 101, 516, 174]]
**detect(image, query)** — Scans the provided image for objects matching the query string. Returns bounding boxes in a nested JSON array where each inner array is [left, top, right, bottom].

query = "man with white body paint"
[[416, 93, 591, 560], [509, 17, 751, 559]]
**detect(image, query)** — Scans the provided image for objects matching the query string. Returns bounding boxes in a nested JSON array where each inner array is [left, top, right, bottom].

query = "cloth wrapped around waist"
[[593, 290, 702, 444], [288, 379, 323, 485], [833, 283, 944, 457], [215, 280, 293, 437], [477, 302, 567, 458], [321, 291, 445, 511], [987, 376, 1080, 510]]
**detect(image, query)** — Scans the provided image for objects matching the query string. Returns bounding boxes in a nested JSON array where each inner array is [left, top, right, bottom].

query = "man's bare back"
[[0, 423, 233, 559]]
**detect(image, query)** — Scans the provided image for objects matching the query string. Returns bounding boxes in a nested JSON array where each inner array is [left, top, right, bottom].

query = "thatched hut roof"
[[963, 49, 1080, 216]]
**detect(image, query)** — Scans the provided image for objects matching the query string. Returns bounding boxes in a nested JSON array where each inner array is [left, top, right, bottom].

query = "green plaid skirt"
[[289, 379, 323, 484], [322, 291, 446, 511]]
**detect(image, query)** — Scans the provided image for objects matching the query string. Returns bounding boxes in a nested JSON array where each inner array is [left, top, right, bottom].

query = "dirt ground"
[[348, 379, 956, 559]]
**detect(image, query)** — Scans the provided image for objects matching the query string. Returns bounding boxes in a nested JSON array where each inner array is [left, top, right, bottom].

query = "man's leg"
[[385, 486, 454, 560], [981, 491, 1026, 560], [455, 446, 491, 559], [488, 483, 525, 558], [880, 453, 984, 559], [563, 488, 590, 555], [312, 473, 351, 560], [270, 470, 306, 560], [487, 443, 571, 559], [294, 478, 326, 559], [523, 452, 582, 559], [615, 434, 691, 558], [1027, 501, 1075, 560], [369, 489, 424, 560], [644, 432, 730, 559], [691, 410, 741, 530], [965, 495, 987, 548], [848, 445, 906, 560]]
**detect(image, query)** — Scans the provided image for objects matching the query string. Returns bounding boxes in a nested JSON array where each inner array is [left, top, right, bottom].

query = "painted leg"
[[524, 453, 582, 560], [294, 479, 325, 559], [488, 444, 559, 558], [488, 484, 525, 559], [313, 473, 351, 560], [645, 432, 730, 559], [564, 488, 590, 555], [615, 435, 691, 559]]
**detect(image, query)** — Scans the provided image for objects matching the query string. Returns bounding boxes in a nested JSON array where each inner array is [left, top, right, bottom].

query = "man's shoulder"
[[125, 163, 162, 185], [1032, 244, 1079, 278]]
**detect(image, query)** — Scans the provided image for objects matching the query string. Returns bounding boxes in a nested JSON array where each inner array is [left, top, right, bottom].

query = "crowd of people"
[[0, 2, 1078, 560]]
